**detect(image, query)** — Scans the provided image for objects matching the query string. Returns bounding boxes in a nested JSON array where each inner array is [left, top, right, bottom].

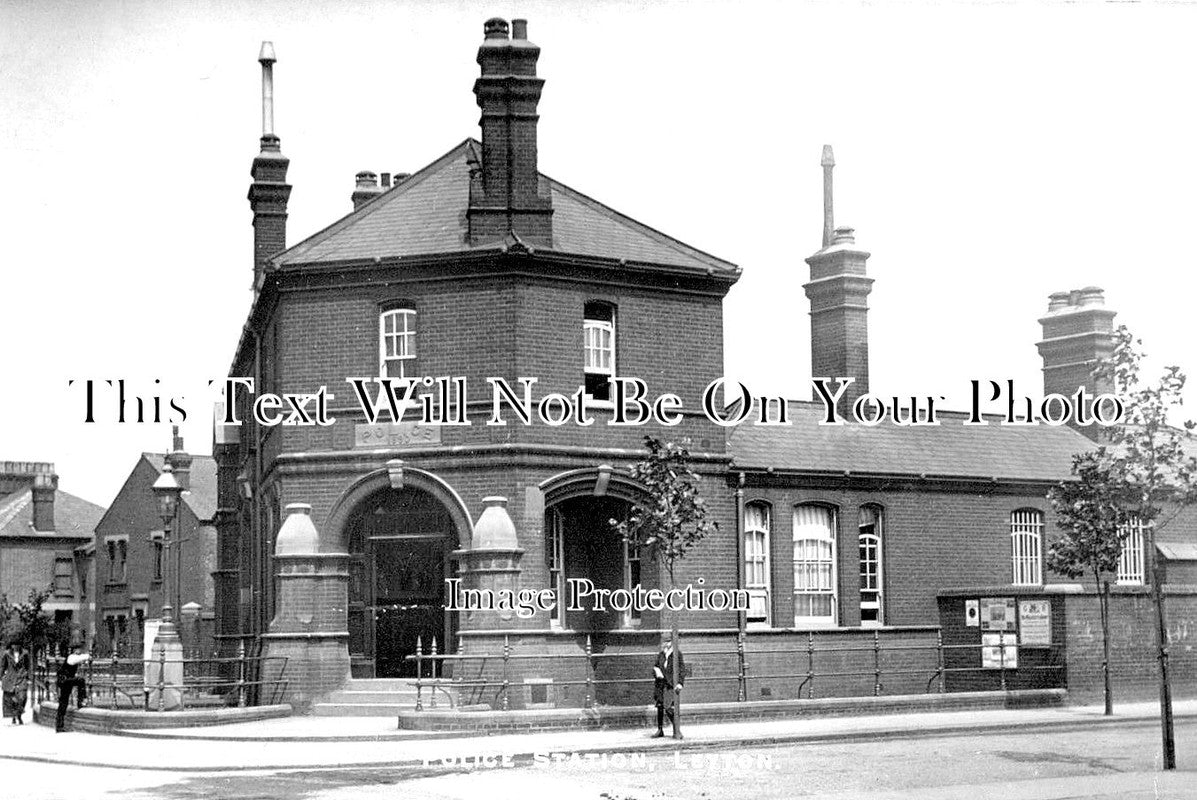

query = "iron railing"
[[35, 641, 288, 711], [405, 629, 1064, 711]]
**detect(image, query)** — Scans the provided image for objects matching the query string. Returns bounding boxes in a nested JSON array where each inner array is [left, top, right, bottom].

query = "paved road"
[[3, 716, 1195, 800]]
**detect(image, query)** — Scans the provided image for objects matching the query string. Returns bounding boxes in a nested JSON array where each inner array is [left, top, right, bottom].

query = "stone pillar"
[[259, 503, 350, 710], [453, 496, 524, 630]]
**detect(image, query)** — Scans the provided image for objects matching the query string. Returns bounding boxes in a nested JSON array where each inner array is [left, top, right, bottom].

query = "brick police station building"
[[213, 18, 1197, 713]]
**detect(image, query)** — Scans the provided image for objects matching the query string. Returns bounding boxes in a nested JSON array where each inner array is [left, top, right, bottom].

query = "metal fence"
[[406, 629, 1064, 711], [35, 642, 289, 711]]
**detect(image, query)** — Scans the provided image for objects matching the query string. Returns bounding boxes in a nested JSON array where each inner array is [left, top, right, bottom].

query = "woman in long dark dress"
[[2, 642, 31, 724]]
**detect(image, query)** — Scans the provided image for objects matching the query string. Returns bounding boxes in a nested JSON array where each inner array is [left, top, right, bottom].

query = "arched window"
[[379, 305, 417, 379], [1117, 515, 1147, 585], [744, 502, 771, 628], [858, 505, 883, 627], [1010, 509, 1044, 586], [583, 301, 616, 401], [793, 505, 837, 626]]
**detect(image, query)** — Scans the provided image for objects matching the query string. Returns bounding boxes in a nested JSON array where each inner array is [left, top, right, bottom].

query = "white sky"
[[2, 0, 1195, 507]]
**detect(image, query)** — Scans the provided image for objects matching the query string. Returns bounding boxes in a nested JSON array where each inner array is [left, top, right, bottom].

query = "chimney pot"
[[1078, 286, 1105, 307], [258, 41, 276, 64], [380, 172, 391, 188], [351, 171, 384, 210], [512, 19, 528, 39], [832, 226, 856, 245], [1047, 291, 1071, 312], [393, 172, 411, 183], [484, 18, 509, 39]]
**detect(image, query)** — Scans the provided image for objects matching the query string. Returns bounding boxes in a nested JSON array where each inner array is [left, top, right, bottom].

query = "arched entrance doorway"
[[343, 485, 459, 678], [539, 467, 657, 634]]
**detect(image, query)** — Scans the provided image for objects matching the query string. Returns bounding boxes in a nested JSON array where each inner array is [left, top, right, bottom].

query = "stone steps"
[[312, 679, 457, 717]]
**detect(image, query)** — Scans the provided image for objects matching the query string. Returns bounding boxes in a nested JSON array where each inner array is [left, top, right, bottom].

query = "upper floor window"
[[106, 537, 128, 584], [583, 301, 616, 402], [53, 557, 74, 597], [858, 505, 884, 627], [1117, 515, 1148, 585], [794, 504, 837, 626], [744, 502, 772, 628], [380, 305, 417, 380], [1011, 509, 1044, 586]]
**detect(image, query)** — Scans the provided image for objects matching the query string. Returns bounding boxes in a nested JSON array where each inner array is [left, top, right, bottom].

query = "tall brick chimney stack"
[[31, 471, 57, 531], [248, 41, 292, 292], [468, 17, 553, 247], [804, 146, 873, 417], [166, 425, 193, 491], [1036, 287, 1116, 438]]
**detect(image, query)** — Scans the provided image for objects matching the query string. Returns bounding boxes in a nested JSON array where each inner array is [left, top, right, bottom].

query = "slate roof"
[[1158, 542, 1197, 560], [0, 488, 104, 539], [274, 139, 737, 274], [142, 453, 218, 522], [728, 402, 1096, 483]]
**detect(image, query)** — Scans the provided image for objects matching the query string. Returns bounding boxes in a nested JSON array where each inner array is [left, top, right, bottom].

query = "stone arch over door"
[[324, 461, 475, 553]]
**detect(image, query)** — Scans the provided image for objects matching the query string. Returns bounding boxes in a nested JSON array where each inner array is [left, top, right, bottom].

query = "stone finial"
[[275, 503, 319, 556], [473, 496, 518, 549]]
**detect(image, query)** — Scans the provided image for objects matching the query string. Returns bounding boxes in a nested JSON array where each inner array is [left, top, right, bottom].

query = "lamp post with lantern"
[[149, 463, 184, 710]]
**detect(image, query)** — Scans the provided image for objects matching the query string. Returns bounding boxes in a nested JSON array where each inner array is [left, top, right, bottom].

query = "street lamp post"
[[150, 463, 184, 710]]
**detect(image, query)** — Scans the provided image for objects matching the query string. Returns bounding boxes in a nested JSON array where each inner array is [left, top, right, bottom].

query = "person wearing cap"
[[651, 630, 685, 738], [54, 641, 91, 732]]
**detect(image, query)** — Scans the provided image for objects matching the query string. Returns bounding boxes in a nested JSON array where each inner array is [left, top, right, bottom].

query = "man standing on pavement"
[[652, 630, 684, 739], [55, 640, 91, 732]]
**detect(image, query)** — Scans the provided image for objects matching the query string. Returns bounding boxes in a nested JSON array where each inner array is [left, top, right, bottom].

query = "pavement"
[[0, 698, 1193, 773]]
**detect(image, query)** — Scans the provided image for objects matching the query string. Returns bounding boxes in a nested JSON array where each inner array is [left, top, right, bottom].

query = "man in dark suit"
[[652, 630, 684, 739]]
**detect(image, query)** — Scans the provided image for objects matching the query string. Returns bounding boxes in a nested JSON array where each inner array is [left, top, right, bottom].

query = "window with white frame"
[[793, 505, 837, 626], [546, 508, 565, 629], [379, 306, 417, 380], [1010, 509, 1044, 586], [583, 301, 615, 401], [744, 502, 771, 627], [858, 505, 884, 627], [1117, 515, 1147, 585]]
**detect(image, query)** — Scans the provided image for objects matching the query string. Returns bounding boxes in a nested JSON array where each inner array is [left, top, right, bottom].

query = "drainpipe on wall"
[[735, 472, 745, 633]]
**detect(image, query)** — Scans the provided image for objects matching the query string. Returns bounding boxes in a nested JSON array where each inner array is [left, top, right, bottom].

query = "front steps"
[[313, 678, 457, 717]]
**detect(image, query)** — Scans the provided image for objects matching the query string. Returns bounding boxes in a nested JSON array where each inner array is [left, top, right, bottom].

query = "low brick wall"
[[397, 689, 1065, 732], [34, 702, 292, 733], [938, 586, 1197, 703]]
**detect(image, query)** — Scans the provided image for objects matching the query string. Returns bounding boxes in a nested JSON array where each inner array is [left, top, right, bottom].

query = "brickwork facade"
[[211, 17, 1195, 714]]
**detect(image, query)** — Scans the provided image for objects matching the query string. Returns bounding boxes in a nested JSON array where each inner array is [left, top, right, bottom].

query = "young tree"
[[1046, 449, 1130, 715], [611, 436, 718, 738], [1095, 325, 1197, 770], [0, 587, 55, 657]]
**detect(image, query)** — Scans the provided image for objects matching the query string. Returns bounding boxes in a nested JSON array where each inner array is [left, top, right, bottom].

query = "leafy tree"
[[0, 587, 55, 657], [1046, 448, 1130, 715], [1093, 325, 1197, 769], [611, 435, 718, 738]]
